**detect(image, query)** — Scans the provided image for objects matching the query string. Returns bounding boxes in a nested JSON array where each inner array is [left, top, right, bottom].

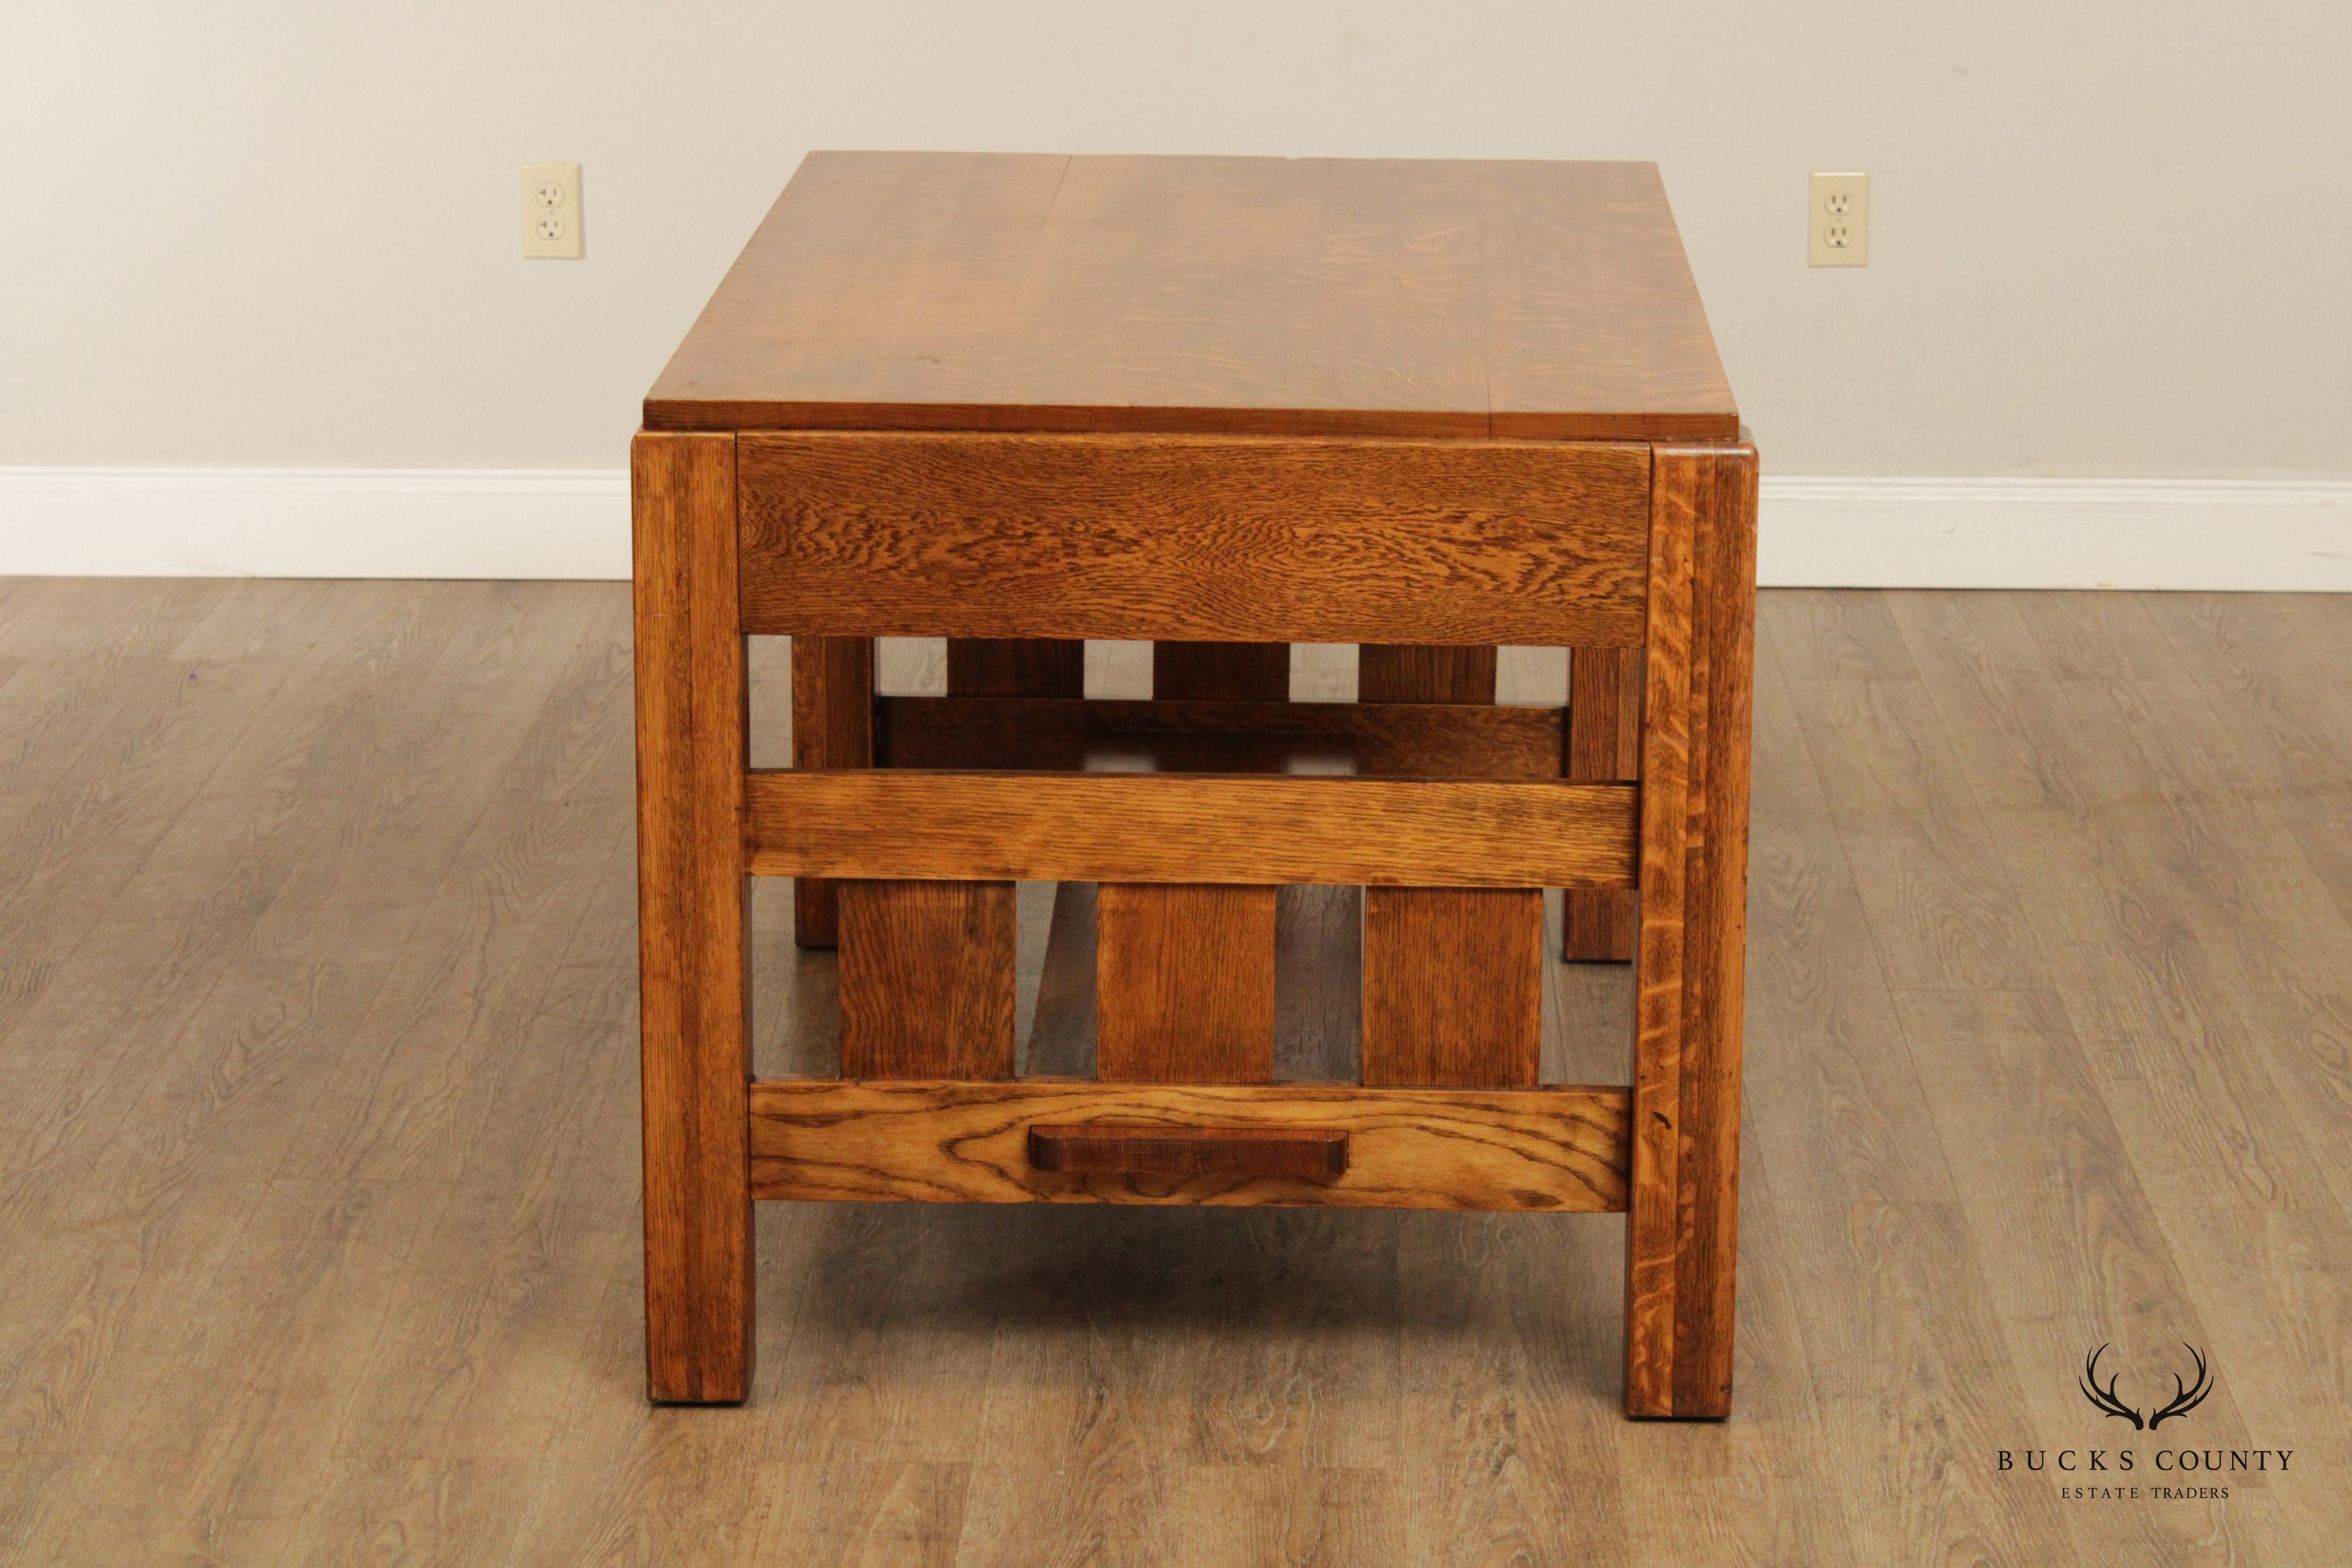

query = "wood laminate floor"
[[1, 578, 2348, 1566]]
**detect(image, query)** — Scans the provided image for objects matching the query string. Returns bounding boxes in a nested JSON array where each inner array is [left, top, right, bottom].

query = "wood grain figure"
[[747, 1078, 1630, 1210], [744, 771, 1638, 888], [1624, 445, 1757, 1419], [1027, 1123, 1348, 1180], [736, 432, 1652, 646], [1096, 883, 1278, 1084], [838, 879, 1017, 1080], [646, 153, 1737, 442], [632, 430, 753, 1403], [1361, 888, 1544, 1088]]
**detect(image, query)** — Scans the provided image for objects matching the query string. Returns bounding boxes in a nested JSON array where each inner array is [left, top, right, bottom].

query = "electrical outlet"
[[521, 162, 582, 259], [1808, 171, 1868, 266]]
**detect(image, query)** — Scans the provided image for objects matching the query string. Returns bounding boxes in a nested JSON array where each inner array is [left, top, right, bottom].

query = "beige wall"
[[4, 2, 2347, 478]]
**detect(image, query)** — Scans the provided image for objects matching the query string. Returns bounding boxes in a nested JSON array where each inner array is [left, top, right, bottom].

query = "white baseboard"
[[0, 466, 631, 580], [1759, 475, 2352, 590], [2, 466, 2348, 590]]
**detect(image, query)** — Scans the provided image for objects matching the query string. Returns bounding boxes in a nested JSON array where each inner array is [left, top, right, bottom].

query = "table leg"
[[1625, 444, 1756, 1419], [633, 431, 754, 1404]]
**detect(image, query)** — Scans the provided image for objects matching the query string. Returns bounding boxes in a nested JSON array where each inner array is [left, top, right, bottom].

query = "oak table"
[[633, 152, 1757, 1419]]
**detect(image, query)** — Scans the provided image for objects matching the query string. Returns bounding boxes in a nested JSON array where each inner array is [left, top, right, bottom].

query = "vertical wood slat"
[[1358, 644, 1525, 1090], [1360, 887, 1543, 1087], [1152, 642, 1290, 701], [838, 880, 1017, 1079], [1625, 443, 1756, 1420], [1358, 645, 1497, 704], [1565, 646, 1642, 960], [789, 636, 874, 948], [632, 430, 753, 1404], [947, 638, 1084, 697], [1096, 884, 1278, 1083], [1123, 639, 1285, 1083], [835, 637, 1069, 1080]]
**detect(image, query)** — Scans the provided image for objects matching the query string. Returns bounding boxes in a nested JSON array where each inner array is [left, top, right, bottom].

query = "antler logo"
[[2078, 1343, 2214, 1430]]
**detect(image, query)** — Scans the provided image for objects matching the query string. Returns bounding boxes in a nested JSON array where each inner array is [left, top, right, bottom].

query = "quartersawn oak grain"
[[1671, 445, 1758, 1420], [1097, 883, 1278, 1083], [1624, 444, 1758, 1420], [631, 430, 753, 1404], [1625, 449, 1697, 1420], [1362, 888, 1545, 1089], [742, 771, 1638, 888], [746, 1078, 1630, 1211], [645, 151, 1737, 441], [837, 880, 1017, 1080], [736, 432, 1653, 646]]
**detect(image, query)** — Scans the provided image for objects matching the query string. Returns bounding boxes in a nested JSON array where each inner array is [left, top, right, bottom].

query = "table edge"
[[640, 398, 1742, 443]]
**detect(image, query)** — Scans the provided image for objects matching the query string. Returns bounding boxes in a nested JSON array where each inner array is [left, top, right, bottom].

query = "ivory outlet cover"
[[1808, 171, 1868, 266], [522, 162, 582, 259]]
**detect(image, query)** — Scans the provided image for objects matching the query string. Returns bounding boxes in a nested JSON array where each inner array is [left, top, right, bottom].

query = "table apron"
[[733, 430, 1654, 645]]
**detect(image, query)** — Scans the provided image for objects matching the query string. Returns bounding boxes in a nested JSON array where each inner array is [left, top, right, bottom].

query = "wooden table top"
[[646, 151, 1736, 442]]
